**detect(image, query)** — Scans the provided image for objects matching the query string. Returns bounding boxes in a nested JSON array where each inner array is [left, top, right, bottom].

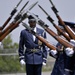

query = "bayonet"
[[15, 0, 23, 8], [22, 22, 32, 32], [21, 1, 38, 15], [38, 5, 49, 16], [20, 0, 29, 12], [14, 1, 38, 22], [14, 0, 29, 22], [38, 4, 54, 22], [19, 1, 38, 22], [11, 0, 23, 16]]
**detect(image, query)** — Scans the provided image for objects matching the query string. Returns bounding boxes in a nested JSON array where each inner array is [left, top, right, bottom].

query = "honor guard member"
[[59, 21, 75, 75], [49, 24, 66, 75], [18, 15, 47, 75], [63, 21, 75, 75]]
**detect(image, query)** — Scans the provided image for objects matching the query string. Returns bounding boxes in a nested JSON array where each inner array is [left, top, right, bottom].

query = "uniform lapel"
[[28, 30, 34, 41]]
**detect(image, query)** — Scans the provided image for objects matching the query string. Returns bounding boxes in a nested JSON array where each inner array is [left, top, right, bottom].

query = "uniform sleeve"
[[42, 31, 48, 63], [18, 31, 25, 61]]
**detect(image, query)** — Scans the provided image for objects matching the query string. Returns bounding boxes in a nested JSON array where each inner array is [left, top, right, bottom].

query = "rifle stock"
[[38, 5, 71, 41], [49, 0, 75, 40], [0, 17, 12, 30], [44, 26, 73, 48], [0, 22, 20, 41]]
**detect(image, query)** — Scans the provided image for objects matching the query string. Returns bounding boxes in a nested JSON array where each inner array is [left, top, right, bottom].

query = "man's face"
[[29, 20, 36, 28]]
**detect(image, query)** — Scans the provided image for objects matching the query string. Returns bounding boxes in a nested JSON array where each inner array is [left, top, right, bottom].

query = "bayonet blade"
[[38, 5, 54, 22], [16, 0, 23, 8], [22, 22, 32, 31], [38, 5, 49, 16], [20, 0, 29, 12], [22, 1, 38, 14], [29, 1, 38, 10], [49, 0, 54, 6]]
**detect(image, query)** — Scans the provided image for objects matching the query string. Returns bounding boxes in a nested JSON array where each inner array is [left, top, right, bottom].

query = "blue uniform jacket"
[[18, 27, 47, 64]]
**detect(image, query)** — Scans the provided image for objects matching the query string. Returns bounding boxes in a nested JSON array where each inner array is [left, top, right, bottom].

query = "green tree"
[[0, 34, 25, 73], [2, 34, 19, 49]]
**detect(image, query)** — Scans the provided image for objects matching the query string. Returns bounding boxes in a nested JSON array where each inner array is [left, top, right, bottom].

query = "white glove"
[[42, 62, 46, 66], [70, 39, 75, 46], [65, 47, 74, 57], [50, 50, 57, 56], [20, 59, 25, 65]]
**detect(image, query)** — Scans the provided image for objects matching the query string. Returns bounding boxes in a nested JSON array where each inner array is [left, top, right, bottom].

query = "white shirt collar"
[[34, 27, 36, 32]]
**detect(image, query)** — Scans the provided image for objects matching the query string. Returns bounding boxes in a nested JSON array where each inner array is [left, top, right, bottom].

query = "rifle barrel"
[[38, 5, 49, 16]]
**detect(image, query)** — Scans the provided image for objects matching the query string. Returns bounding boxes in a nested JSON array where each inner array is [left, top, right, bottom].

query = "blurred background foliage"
[[0, 34, 55, 74]]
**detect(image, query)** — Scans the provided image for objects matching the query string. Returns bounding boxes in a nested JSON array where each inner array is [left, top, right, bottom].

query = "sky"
[[0, 0, 75, 45]]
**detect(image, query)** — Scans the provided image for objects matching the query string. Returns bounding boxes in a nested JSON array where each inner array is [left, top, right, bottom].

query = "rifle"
[[28, 12, 74, 49], [49, 0, 75, 40], [0, 1, 38, 41], [0, 0, 23, 31], [22, 22, 58, 51], [0, 0, 29, 36], [38, 5, 71, 41]]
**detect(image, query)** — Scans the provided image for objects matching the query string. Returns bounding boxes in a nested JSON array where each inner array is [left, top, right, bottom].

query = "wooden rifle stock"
[[0, 22, 20, 41], [49, 0, 75, 39], [0, 17, 12, 31], [33, 32, 56, 50], [0, 22, 15, 36], [43, 25, 73, 48], [38, 4, 70, 41]]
